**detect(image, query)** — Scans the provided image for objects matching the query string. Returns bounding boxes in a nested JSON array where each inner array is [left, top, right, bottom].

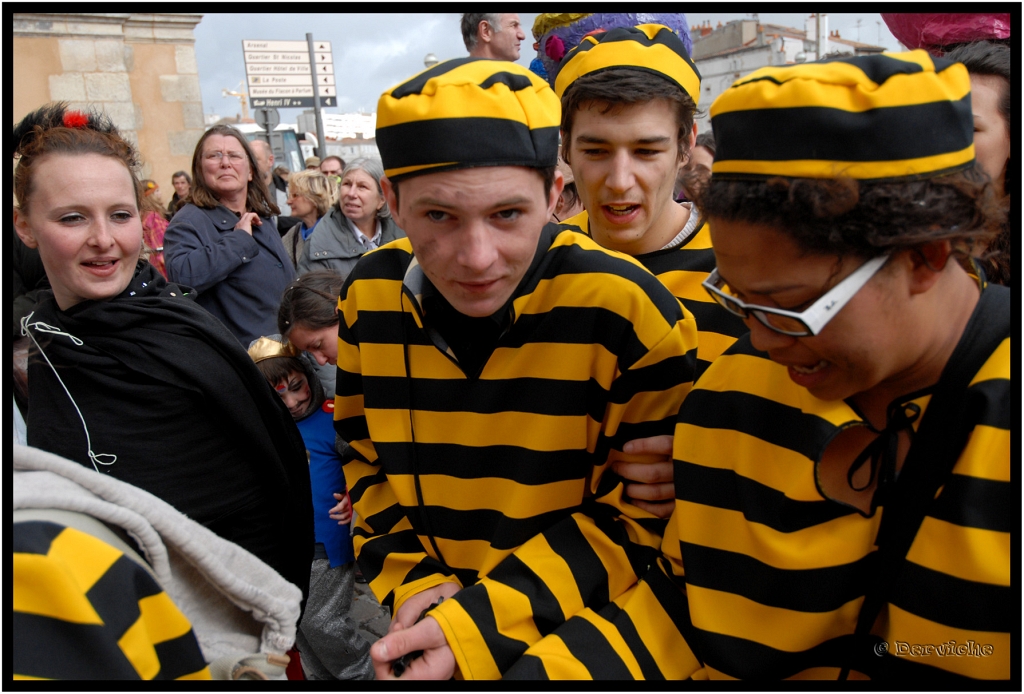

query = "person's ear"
[[479, 20, 493, 44], [381, 176, 401, 223], [13, 208, 38, 249], [547, 168, 565, 218], [905, 240, 953, 295]]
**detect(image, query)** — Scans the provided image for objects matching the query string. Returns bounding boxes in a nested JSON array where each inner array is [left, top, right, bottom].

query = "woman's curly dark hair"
[[694, 166, 1005, 265], [14, 102, 142, 211]]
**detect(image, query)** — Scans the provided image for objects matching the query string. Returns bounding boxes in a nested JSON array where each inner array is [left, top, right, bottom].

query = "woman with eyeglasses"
[[505, 52, 1009, 681], [164, 125, 295, 347]]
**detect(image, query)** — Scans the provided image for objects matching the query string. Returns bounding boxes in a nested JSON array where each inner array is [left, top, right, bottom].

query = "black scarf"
[[24, 261, 313, 596]]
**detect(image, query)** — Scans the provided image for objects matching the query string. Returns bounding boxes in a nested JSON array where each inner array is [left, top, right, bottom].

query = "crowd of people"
[[12, 12, 1011, 683]]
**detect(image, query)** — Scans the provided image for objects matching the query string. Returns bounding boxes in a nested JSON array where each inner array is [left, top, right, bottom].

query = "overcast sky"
[[194, 12, 902, 122]]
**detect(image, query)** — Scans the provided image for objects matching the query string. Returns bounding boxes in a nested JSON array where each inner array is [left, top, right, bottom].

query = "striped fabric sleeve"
[[334, 282, 462, 610], [14, 521, 210, 681], [504, 558, 704, 680], [429, 314, 697, 679], [496, 484, 700, 680]]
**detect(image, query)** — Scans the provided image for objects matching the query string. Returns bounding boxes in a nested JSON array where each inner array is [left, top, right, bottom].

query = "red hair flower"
[[63, 111, 89, 128]]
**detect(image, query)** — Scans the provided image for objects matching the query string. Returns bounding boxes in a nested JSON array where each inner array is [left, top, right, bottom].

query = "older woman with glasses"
[[297, 158, 404, 279], [164, 125, 295, 346], [505, 51, 1010, 682]]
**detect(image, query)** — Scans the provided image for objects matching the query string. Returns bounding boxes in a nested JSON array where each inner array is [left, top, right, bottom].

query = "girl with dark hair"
[[277, 270, 347, 399], [277, 270, 347, 367], [13, 103, 313, 602], [511, 52, 1010, 681], [163, 125, 295, 346]]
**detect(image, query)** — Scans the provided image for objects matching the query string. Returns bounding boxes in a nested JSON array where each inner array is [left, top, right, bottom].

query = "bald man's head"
[[249, 139, 274, 185]]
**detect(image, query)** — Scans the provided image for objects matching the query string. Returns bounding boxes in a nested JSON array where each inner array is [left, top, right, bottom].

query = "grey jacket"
[[296, 207, 405, 280], [281, 222, 307, 271]]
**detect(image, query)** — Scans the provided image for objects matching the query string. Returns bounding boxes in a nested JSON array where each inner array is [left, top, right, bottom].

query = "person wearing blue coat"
[[165, 126, 295, 346]]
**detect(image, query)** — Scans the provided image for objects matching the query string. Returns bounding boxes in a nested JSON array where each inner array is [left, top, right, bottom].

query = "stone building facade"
[[13, 13, 206, 195]]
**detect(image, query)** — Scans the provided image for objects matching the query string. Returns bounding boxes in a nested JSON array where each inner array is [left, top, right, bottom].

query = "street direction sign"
[[250, 96, 336, 108], [248, 74, 335, 87], [245, 51, 332, 63], [243, 38, 337, 109], [249, 85, 336, 96], [243, 39, 330, 52], [246, 63, 334, 75]]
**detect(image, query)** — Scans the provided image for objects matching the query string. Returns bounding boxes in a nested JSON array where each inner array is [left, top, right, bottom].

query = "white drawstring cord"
[[21, 312, 117, 473]]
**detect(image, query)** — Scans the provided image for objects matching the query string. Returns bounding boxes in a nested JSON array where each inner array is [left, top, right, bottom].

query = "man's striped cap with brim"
[[376, 58, 560, 182], [553, 24, 701, 105], [710, 50, 975, 181]]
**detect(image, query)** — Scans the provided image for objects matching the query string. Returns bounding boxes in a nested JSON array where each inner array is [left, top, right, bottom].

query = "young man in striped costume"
[[505, 50, 1010, 681], [555, 24, 748, 379], [333, 58, 699, 679], [552, 25, 750, 519]]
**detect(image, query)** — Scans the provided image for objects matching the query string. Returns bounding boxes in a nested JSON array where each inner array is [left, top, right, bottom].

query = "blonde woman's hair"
[[287, 169, 335, 218]]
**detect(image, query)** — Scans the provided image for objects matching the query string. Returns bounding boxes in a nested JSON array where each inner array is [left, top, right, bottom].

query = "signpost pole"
[[307, 33, 327, 159]]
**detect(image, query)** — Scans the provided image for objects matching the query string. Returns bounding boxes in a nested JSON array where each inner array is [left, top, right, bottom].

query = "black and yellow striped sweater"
[[562, 209, 748, 379], [14, 520, 210, 680], [507, 283, 1010, 681], [334, 223, 699, 678]]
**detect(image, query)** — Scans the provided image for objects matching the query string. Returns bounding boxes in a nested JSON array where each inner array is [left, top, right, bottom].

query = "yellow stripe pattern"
[[500, 323, 1009, 679], [14, 523, 211, 680], [336, 226, 698, 677]]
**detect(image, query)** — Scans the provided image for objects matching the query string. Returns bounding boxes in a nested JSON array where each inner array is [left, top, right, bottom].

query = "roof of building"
[[692, 19, 885, 60], [830, 35, 886, 51]]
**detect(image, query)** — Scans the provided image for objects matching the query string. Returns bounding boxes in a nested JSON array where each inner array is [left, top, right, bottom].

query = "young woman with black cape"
[[13, 103, 313, 598]]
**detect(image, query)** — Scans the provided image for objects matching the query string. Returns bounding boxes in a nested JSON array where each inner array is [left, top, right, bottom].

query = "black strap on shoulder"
[[843, 284, 1010, 679]]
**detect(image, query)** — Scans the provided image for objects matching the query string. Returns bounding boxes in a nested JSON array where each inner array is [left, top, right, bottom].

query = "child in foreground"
[[248, 335, 373, 680]]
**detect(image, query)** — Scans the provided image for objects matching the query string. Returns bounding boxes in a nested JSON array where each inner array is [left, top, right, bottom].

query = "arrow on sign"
[[321, 66, 328, 71], [318, 43, 327, 49], [319, 54, 328, 61]]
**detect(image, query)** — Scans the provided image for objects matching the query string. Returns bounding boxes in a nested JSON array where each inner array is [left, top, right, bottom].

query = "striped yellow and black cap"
[[710, 50, 975, 181], [553, 24, 701, 104], [376, 58, 560, 182]]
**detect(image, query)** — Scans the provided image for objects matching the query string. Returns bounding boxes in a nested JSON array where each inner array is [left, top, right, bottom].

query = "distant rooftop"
[[690, 18, 884, 61]]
